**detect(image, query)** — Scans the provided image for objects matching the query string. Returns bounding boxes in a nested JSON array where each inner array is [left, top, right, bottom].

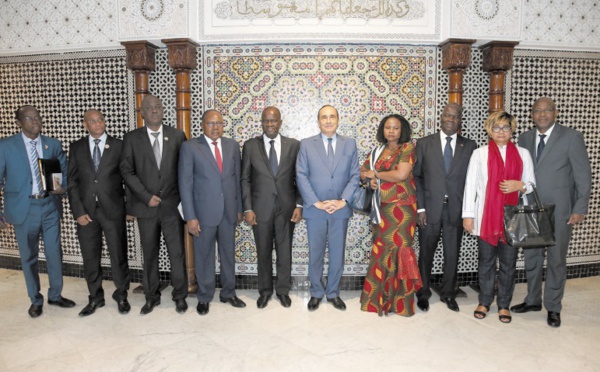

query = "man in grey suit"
[[511, 97, 591, 328], [241, 106, 302, 309], [68, 109, 131, 316], [179, 109, 245, 316], [414, 103, 477, 313], [120, 95, 188, 315], [296, 105, 360, 311]]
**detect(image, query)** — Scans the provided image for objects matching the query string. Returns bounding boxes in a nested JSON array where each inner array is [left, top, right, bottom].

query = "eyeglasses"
[[204, 122, 225, 127], [532, 108, 554, 114], [21, 115, 42, 122], [491, 126, 512, 133]]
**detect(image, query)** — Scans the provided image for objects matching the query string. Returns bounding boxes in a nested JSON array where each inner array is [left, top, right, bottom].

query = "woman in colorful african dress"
[[360, 114, 422, 316]]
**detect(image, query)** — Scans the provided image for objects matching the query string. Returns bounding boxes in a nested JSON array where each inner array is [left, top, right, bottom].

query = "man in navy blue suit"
[[296, 105, 360, 311], [0, 105, 75, 318]]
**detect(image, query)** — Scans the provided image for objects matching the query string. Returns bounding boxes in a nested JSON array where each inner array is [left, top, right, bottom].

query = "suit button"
[[94, 180, 98, 183]]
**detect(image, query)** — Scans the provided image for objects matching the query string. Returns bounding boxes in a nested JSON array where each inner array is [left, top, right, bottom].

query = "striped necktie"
[[29, 140, 44, 194]]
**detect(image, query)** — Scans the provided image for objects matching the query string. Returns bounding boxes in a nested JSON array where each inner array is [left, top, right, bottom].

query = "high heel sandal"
[[499, 307, 512, 324], [474, 304, 489, 319]]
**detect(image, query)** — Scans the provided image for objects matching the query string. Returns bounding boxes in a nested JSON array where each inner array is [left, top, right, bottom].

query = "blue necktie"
[[268, 139, 278, 176], [92, 139, 101, 171], [29, 140, 44, 194], [444, 136, 453, 174], [327, 138, 334, 169], [537, 134, 546, 162]]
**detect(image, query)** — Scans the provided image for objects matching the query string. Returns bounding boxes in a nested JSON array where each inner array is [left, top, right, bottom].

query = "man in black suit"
[[241, 107, 302, 309], [511, 97, 591, 327], [179, 109, 245, 316], [414, 103, 477, 313], [120, 95, 188, 315], [68, 109, 131, 316]]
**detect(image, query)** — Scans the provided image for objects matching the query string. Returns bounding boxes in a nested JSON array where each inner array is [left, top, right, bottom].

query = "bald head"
[[531, 97, 558, 134], [261, 106, 282, 139], [83, 109, 106, 138]]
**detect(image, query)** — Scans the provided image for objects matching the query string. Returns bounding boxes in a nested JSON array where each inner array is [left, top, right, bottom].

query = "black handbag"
[[504, 185, 556, 248], [349, 178, 373, 215]]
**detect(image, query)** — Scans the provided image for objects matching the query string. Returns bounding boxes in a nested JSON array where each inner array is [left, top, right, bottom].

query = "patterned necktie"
[[327, 138, 334, 169], [537, 134, 546, 162], [92, 138, 101, 171], [151, 132, 161, 169], [269, 139, 278, 176], [29, 140, 44, 194], [213, 141, 223, 173], [444, 136, 453, 174]]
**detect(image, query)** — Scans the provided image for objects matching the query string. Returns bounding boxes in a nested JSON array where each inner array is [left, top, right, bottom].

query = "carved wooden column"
[[121, 41, 158, 127], [480, 41, 519, 113], [440, 39, 476, 106], [162, 38, 200, 294]]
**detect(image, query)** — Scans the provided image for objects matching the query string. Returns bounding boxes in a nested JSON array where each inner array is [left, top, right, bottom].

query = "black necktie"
[[269, 139, 278, 176], [537, 134, 546, 162], [92, 139, 101, 171], [444, 136, 453, 174], [327, 138, 334, 169]]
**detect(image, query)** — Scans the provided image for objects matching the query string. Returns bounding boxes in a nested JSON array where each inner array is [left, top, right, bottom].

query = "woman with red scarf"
[[462, 112, 536, 323]]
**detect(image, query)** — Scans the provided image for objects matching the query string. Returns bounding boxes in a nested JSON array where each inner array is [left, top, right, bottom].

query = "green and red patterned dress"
[[360, 142, 423, 316]]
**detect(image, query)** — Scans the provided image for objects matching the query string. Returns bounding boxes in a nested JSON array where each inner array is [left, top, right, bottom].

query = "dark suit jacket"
[[0, 133, 67, 225], [241, 135, 301, 222], [518, 123, 591, 221], [178, 135, 242, 227], [120, 125, 187, 218], [414, 131, 477, 225], [68, 135, 124, 219]]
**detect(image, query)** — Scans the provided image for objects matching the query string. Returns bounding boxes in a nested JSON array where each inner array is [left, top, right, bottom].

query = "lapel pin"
[[164, 137, 169, 141], [105, 144, 110, 149], [44, 144, 48, 150]]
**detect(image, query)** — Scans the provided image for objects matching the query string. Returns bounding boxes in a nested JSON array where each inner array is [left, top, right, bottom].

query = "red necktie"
[[212, 141, 223, 173]]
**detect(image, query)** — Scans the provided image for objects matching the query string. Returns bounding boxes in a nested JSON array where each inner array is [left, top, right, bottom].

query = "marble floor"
[[0, 268, 599, 372]]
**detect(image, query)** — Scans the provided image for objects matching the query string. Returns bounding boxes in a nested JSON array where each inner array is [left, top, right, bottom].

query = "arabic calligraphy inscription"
[[213, 0, 425, 21]]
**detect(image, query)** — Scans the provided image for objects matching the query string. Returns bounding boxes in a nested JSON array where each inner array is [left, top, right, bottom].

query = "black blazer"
[[414, 131, 477, 225], [241, 135, 302, 222], [120, 125, 187, 218], [68, 135, 125, 219]]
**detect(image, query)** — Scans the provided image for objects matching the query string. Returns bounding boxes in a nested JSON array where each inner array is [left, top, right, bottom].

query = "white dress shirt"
[[263, 134, 281, 165]]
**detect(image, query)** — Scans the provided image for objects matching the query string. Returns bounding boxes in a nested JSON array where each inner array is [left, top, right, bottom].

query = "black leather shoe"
[[175, 299, 188, 314], [48, 297, 76, 308], [220, 296, 246, 308], [257, 295, 271, 309], [510, 302, 542, 313], [547, 311, 561, 328], [140, 299, 160, 315], [417, 298, 429, 312], [197, 302, 209, 315], [78, 299, 105, 317], [440, 297, 459, 312], [327, 297, 346, 311], [276, 294, 292, 308], [307, 297, 321, 311], [117, 299, 131, 314], [28, 304, 43, 318]]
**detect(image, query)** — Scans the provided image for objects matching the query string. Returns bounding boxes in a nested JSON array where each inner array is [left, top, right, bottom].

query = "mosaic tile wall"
[[509, 49, 600, 269], [0, 50, 144, 273], [1, 45, 599, 288], [200, 44, 437, 276]]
